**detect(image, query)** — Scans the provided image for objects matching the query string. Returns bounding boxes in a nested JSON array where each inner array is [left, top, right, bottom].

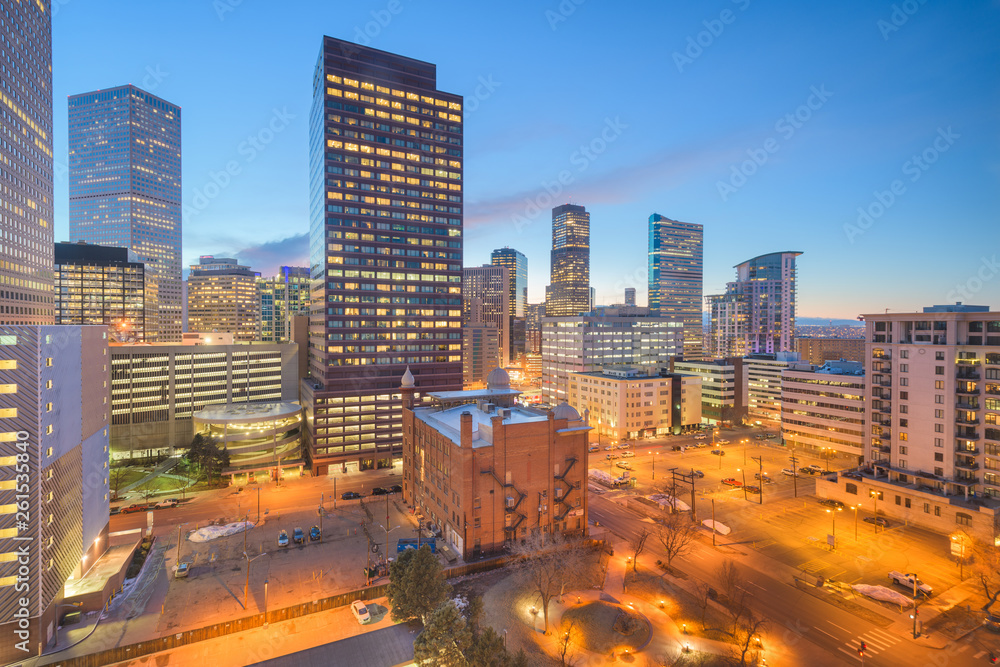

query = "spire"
[[401, 366, 415, 388]]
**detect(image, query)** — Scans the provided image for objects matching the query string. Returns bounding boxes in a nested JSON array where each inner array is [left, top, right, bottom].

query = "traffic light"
[[858, 641, 867, 656]]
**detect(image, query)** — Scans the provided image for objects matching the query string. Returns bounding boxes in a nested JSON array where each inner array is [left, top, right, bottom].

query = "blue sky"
[[51, 0, 999, 320]]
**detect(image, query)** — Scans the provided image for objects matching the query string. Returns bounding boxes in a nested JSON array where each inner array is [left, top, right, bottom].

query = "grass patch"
[[625, 569, 733, 643], [561, 600, 651, 653]]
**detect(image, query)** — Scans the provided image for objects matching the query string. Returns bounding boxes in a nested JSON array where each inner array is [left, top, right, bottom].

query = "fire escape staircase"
[[481, 468, 527, 534]]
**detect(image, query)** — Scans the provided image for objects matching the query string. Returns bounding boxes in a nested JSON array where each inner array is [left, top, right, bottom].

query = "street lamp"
[[648, 451, 658, 480], [952, 535, 968, 580], [852, 504, 859, 541], [826, 507, 842, 550], [907, 572, 920, 638], [870, 490, 880, 532]]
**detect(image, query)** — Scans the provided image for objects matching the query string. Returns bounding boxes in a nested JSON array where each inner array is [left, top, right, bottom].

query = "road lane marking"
[[811, 626, 838, 640], [826, 621, 851, 633], [838, 647, 862, 660], [747, 580, 767, 591]]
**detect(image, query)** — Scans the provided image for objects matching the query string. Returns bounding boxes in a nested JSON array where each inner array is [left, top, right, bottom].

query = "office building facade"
[[647, 213, 703, 360], [68, 85, 182, 341], [547, 204, 590, 317], [462, 322, 500, 388], [816, 305, 1000, 542], [744, 352, 805, 424], [707, 251, 801, 357], [402, 370, 589, 558], [568, 367, 701, 441], [541, 307, 685, 405], [0, 325, 110, 661], [303, 37, 463, 475], [54, 242, 154, 341], [673, 358, 746, 425], [780, 360, 865, 461], [109, 341, 298, 459], [624, 288, 636, 306], [186, 256, 260, 342], [462, 265, 510, 365], [795, 336, 865, 366], [0, 2, 54, 327], [259, 266, 311, 343], [490, 247, 526, 360]]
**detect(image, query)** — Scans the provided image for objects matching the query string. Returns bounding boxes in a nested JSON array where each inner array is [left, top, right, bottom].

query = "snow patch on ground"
[[852, 584, 912, 607], [188, 521, 255, 543], [646, 494, 691, 512]]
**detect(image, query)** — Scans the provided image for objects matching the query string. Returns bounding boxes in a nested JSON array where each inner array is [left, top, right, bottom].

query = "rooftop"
[[193, 401, 301, 423], [414, 401, 548, 448]]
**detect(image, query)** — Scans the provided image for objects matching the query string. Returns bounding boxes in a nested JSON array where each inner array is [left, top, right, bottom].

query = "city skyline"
[[48, 2, 999, 320]]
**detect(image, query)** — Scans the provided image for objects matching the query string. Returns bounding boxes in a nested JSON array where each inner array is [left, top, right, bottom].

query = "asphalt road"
[[590, 494, 985, 666], [110, 470, 403, 537]]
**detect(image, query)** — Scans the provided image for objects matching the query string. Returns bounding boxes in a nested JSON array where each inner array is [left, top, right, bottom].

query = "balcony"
[[957, 370, 981, 381], [872, 444, 891, 453], [956, 433, 980, 442], [956, 445, 980, 455], [875, 404, 892, 414], [957, 385, 980, 396], [956, 402, 980, 412], [956, 416, 980, 425], [872, 351, 891, 360], [957, 358, 980, 366], [955, 458, 980, 471], [878, 379, 892, 388]]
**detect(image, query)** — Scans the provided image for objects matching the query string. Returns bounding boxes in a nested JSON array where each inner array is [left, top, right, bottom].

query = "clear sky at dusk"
[[51, 0, 999, 320]]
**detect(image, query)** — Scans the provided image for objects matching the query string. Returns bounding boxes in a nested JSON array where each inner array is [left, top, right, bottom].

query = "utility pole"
[[789, 451, 799, 498], [751, 456, 763, 505], [711, 498, 716, 547], [908, 573, 920, 638], [319, 493, 324, 543]]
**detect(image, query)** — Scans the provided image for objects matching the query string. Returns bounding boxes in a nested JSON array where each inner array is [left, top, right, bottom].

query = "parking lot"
[[157, 494, 417, 635]]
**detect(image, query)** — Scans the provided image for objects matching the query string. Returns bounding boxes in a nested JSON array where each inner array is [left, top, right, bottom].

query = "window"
[[935, 438, 943, 447], [935, 395, 944, 404], [899, 446, 908, 455], [900, 350, 909, 359], [934, 453, 943, 462], [904, 498, 911, 508], [900, 391, 908, 400], [935, 409, 944, 419], [899, 459, 907, 468], [936, 366, 945, 375], [846, 483, 858, 495], [900, 364, 908, 372], [899, 419, 908, 428], [923, 503, 930, 513], [936, 351, 945, 360], [900, 378, 908, 386], [895, 495, 901, 505], [900, 405, 908, 414], [935, 424, 944, 433], [44, 357, 52, 367], [935, 381, 945, 389], [934, 506, 941, 517], [900, 433, 908, 441], [934, 467, 944, 476], [45, 402, 52, 412], [956, 512, 973, 527]]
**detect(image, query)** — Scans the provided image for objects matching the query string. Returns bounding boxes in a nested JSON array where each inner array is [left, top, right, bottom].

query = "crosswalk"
[[837, 627, 900, 660]]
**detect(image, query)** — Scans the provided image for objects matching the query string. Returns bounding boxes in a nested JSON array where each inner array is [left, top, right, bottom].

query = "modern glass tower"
[[68, 85, 182, 341], [0, 1, 53, 326], [648, 213, 703, 360], [707, 251, 802, 356], [547, 204, 590, 317], [490, 247, 526, 361], [259, 266, 311, 343], [304, 37, 463, 475]]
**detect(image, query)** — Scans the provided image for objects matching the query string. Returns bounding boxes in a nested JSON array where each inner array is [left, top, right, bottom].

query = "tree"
[[716, 559, 750, 636], [186, 434, 229, 485], [732, 608, 768, 667], [413, 600, 471, 666], [512, 531, 586, 635], [461, 595, 527, 667], [110, 465, 128, 499], [629, 528, 650, 573], [388, 545, 451, 624], [557, 619, 580, 666], [968, 536, 1000, 611], [656, 512, 698, 569], [695, 582, 713, 631]]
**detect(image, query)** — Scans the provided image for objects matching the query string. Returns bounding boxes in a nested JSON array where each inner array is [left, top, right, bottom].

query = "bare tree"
[[732, 607, 768, 667], [512, 531, 585, 635], [110, 466, 128, 500], [629, 528, 650, 572], [717, 559, 750, 635], [694, 582, 713, 631], [969, 536, 1000, 612], [557, 619, 580, 666], [656, 512, 698, 570]]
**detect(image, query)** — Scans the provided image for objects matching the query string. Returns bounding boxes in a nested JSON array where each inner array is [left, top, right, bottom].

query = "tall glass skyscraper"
[[491, 247, 526, 361], [547, 204, 590, 317], [68, 85, 182, 341], [647, 213, 703, 360], [707, 251, 802, 356], [303, 37, 463, 475], [0, 1, 53, 326], [259, 266, 311, 343]]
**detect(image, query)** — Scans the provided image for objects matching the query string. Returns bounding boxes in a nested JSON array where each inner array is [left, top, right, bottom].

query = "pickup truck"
[[119, 504, 147, 514], [888, 571, 932, 596]]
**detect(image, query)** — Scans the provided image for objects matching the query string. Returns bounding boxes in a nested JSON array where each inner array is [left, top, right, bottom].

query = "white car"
[[617, 442, 631, 449], [621, 451, 635, 458], [781, 468, 798, 477], [604, 445, 615, 451], [351, 599, 371, 624], [888, 571, 932, 596], [616, 461, 632, 470], [803, 464, 823, 473], [717, 439, 730, 445], [694, 434, 707, 440]]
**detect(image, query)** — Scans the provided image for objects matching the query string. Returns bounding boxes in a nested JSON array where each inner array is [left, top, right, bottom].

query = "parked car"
[[780, 468, 798, 477], [722, 478, 743, 488], [694, 434, 707, 440], [293, 527, 304, 544], [843, 471, 863, 480], [803, 464, 824, 473], [588, 446, 599, 452], [310, 525, 321, 541], [341, 491, 362, 500], [621, 451, 635, 458], [278, 530, 289, 547], [745, 485, 761, 494], [174, 562, 190, 578], [717, 439, 730, 445], [351, 600, 371, 624], [371, 487, 389, 496], [120, 504, 147, 514], [819, 499, 845, 509], [604, 445, 615, 451], [605, 453, 620, 460], [888, 571, 932, 596], [711, 449, 725, 456], [864, 516, 890, 527], [754, 472, 770, 481], [690, 469, 705, 478], [389, 484, 403, 494], [617, 442, 631, 449], [154, 499, 178, 509], [616, 461, 632, 470]]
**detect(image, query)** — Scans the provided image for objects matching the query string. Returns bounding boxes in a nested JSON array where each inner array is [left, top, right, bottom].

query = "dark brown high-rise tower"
[[302, 37, 463, 475]]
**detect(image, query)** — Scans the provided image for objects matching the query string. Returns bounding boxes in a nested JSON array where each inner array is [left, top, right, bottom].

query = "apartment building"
[[673, 358, 746, 425], [780, 360, 865, 462]]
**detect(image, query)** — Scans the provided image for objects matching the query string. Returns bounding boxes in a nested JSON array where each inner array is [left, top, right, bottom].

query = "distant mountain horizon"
[[699, 314, 863, 328]]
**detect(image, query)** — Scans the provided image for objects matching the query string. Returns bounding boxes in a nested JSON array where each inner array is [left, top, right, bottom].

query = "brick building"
[[402, 368, 589, 559]]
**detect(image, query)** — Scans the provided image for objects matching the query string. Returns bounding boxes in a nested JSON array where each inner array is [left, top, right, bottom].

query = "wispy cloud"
[[234, 233, 309, 277]]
